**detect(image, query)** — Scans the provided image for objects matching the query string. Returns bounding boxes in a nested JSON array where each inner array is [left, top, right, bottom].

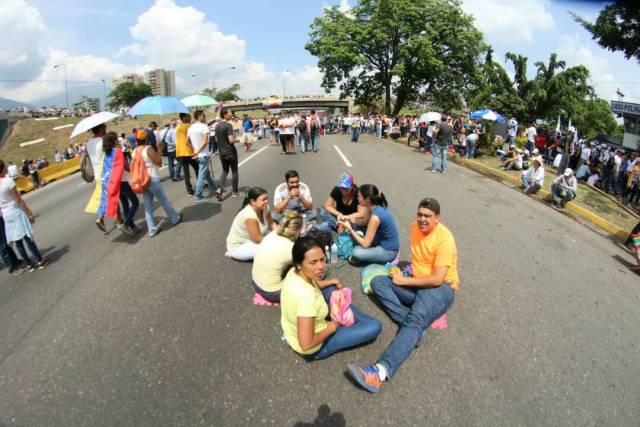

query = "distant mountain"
[[0, 97, 32, 109]]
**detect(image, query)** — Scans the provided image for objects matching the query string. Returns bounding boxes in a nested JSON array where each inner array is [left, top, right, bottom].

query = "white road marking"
[[53, 124, 74, 130], [333, 145, 353, 168], [238, 146, 268, 168], [20, 138, 45, 147]]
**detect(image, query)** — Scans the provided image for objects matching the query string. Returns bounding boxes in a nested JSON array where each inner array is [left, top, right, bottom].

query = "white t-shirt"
[[7, 164, 18, 178], [136, 145, 161, 179], [226, 204, 268, 249], [0, 177, 17, 213], [274, 182, 312, 211], [86, 136, 103, 179], [188, 122, 210, 158], [526, 127, 537, 142], [580, 147, 591, 161], [252, 233, 294, 292], [587, 174, 600, 187]]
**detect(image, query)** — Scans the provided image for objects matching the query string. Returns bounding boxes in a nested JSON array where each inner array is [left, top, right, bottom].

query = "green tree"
[[572, 98, 621, 140], [201, 83, 241, 102], [571, 3, 640, 62], [107, 82, 152, 108], [306, 0, 484, 115]]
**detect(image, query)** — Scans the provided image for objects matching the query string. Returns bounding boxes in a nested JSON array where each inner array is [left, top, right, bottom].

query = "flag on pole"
[[555, 116, 561, 135]]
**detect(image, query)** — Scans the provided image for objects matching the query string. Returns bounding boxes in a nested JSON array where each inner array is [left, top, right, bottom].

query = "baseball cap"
[[136, 128, 147, 141], [336, 172, 354, 189], [564, 168, 573, 177], [532, 148, 539, 154]]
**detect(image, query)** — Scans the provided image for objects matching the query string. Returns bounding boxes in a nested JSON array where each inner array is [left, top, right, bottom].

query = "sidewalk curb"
[[451, 156, 630, 242]]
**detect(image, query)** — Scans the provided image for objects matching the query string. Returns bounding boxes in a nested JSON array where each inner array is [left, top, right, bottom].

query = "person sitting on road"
[[226, 187, 276, 261], [252, 211, 304, 303], [501, 146, 523, 171], [520, 159, 545, 194], [339, 184, 400, 265], [272, 170, 314, 223], [280, 235, 382, 360], [319, 173, 369, 231], [551, 168, 577, 208], [346, 197, 458, 393]]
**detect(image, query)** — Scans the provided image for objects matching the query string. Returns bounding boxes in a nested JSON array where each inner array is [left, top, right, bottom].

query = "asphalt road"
[[1, 133, 639, 427]]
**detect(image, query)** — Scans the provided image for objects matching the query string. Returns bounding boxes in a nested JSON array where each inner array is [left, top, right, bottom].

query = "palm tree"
[[505, 52, 529, 95], [534, 53, 566, 83]]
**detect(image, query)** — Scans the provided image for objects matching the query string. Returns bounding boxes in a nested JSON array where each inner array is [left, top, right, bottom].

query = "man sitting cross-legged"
[[346, 197, 459, 393]]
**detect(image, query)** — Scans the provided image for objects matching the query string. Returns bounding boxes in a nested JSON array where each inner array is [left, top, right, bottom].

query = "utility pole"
[[54, 64, 69, 108], [283, 69, 289, 99]]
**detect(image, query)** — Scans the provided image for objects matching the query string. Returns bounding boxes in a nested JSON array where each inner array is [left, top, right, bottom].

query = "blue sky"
[[2, 0, 639, 107]]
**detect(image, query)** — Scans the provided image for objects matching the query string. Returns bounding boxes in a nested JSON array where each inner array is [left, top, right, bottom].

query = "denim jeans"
[[166, 151, 182, 179], [371, 276, 454, 378], [299, 133, 307, 153], [432, 144, 448, 172], [552, 184, 575, 207], [318, 209, 339, 231], [195, 156, 218, 198], [311, 132, 320, 151], [351, 127, 361, 142], [351, 245, 398, 265], [466, 140, 475, 159], [14, 236, 43, 265], [0, 216, 18, 270], [306, 285, 382, 360], [143, 178, 180, 235], [119, 181, 139, 228], [521, 175, 541, 193]]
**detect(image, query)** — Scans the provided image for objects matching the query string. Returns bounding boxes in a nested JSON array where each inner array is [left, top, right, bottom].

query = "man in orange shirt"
[[347, 197, 458, 393]]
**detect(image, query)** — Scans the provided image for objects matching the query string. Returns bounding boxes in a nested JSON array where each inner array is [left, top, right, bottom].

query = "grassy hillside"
[[0, 115, 166, 165]]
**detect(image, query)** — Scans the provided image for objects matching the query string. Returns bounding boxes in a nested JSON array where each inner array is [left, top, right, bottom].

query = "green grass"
[[0, 116, 166, 165], [473, 156, 639, 231]]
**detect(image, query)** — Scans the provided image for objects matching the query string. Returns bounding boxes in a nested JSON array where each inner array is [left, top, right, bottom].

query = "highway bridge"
[[222, 96, 352, 114]]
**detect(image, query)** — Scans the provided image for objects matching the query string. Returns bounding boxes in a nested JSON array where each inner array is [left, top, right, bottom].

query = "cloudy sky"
[[1, 0, 638, 107]]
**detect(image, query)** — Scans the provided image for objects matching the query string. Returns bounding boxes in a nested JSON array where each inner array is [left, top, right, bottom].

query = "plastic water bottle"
[[330, 242, 338, 264], [301, 213, 308, 234], [325, 245, 330, 263]]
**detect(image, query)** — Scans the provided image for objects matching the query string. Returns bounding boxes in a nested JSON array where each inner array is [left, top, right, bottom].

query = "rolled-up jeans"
[[304, 285, 382, 361], [351, 245, 397, 265], [143, 178, 180, 236], [371, 275, 454, 378]]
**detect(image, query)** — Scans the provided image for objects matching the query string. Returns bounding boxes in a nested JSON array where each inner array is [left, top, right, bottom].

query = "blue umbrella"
[[470, 109, 505, 124], [128, 96, 189, 116]]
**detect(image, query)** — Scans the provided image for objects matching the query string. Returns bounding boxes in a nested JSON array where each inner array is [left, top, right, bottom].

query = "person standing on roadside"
[[308, 109, 321, 152], [242, 114, 253, 153], [215, 108, 240, 198], [432, 116, 453, 175], [1, 206, 25, 276], [176, 113, 199, 196], [525, 123, 537, 155], [189, 110, 220, 203], [162, 119, 182, 181]]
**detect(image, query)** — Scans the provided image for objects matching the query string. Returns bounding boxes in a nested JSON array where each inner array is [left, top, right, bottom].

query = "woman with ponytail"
[[226, 187, 276, 261], [338, 184, 400, 265], [280, 235, 382, 360]]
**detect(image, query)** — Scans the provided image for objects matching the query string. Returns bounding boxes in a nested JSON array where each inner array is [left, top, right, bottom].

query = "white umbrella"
[[419, 112, 441, 123], [69, 111, 120, 139]]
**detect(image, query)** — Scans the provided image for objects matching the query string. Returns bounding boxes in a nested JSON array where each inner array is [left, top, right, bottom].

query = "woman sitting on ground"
[[280, 235, 382, 360], [252, 210, 303, 302], [319, 173, 369, 231], [339, 184, 400, 265], [501, 146, 523, 171], [226, 187, 276, 261]]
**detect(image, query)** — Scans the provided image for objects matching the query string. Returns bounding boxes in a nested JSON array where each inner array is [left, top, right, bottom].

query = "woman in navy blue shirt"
[[339, 184, 399, 265]]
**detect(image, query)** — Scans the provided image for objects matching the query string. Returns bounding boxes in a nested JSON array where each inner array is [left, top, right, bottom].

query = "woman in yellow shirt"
[[280, 235, 382, 360]]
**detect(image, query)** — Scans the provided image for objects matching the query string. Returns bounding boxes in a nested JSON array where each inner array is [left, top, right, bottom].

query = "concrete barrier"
[[15, 158, 81, 194]]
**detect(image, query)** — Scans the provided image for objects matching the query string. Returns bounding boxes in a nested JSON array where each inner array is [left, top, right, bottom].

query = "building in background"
[[611, 100, 640, 150], [144, 69, 176, 97], [112, 73, 144, 88], [73, 96, 100, 112]]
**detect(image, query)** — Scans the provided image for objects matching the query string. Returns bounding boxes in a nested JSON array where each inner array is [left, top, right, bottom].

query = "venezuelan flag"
[[97, 148, 125, 219]]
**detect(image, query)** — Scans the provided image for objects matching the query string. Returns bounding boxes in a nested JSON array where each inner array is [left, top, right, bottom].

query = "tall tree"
[[534, 53, 566, 84], [200, 83, 241, 102], [571, 3, 640, 62], [306, 0, 484, 115], [107, 82, 152, 108]]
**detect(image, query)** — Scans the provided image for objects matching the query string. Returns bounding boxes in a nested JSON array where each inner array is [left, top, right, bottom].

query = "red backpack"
[[129, 147, 151, 194]]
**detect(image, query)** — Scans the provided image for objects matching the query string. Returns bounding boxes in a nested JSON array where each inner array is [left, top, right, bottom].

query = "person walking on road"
[[432, 117, 453, 174], [346, 198, 458, 393], [308, 109, 321, 152], [133, 130, 183, 237], [189, 110, 220, 203], [0, 207, 25, 276], [176, 113, 199, 196], [0, 159, 50, 272], [162, 120, 182, 181], [215, 108, 240, 198]]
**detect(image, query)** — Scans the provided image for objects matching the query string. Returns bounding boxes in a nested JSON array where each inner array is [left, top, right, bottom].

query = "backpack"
[[129, 147, 151, 194], [310, 117, 319, 133], [81, 151, 94, 183], [297, 119, 307, 134], [336, 230, 354, 260]]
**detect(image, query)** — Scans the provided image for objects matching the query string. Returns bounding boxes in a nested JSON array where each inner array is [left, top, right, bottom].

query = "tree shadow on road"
[[179, 201, 222, 222], [40, 244, 69, 263], [293, 404, 346, 427]]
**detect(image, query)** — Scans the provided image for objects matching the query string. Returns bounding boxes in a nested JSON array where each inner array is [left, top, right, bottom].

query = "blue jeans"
[[299, 133, 306, 153], [351, 127, 360, 142], [0, 216, 18, 271], [311, 132, 320, 151], [14, 236, 42, 265], [466, 140, 475, 159], [166, 151, 182, 179], [371, 276, 454, 378], [432, 144, 448, 172], [119, 181, 139, 228], [143, 178, 180, 235], [195, 156, 218, 198], [521, 175, 541, 193], [306, 285, 382, 360], [351, 245, 397, 265]]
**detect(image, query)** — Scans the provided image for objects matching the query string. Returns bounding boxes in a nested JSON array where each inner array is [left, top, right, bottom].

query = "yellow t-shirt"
[[252, 233, 294, 293], [280, 269, 328, 355], [410, 221, 460, 291], [175, 122, 194, 157], [226, 205, 268, 249]]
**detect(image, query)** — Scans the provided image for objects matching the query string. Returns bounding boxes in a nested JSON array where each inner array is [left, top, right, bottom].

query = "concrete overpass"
[[223, 96, 352, 114]]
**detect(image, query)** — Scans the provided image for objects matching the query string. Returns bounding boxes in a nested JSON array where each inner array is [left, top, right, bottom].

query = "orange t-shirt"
[[410, 221, 460, 291]]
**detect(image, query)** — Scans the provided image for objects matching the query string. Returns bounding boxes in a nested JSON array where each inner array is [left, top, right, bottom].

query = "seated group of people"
[[223, 171, 460, 393]]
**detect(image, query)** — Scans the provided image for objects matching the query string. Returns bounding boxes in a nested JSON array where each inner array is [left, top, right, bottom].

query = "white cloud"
[[462, 0, 554, 45]]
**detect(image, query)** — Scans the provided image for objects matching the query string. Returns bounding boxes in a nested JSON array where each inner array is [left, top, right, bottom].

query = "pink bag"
[[329, 288, 355, 327]]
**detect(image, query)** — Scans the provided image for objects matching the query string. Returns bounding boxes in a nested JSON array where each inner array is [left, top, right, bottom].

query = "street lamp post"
[[53, 64, 69, 108], [191, 74, 199, 95], [212, 66, 237, 96], [101, 79, 107, 111], [283, 69, 289, 99]]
